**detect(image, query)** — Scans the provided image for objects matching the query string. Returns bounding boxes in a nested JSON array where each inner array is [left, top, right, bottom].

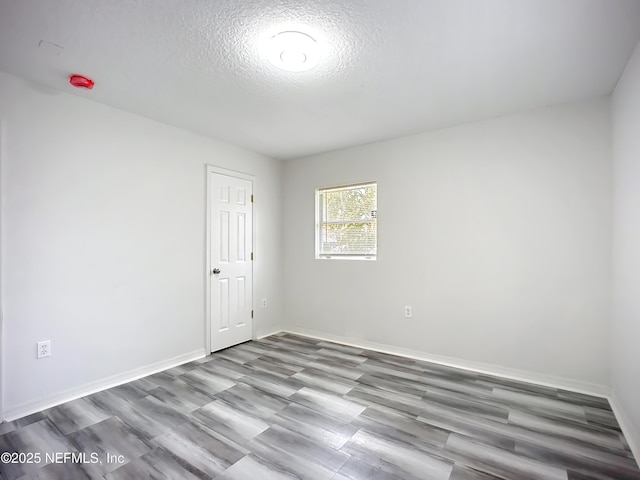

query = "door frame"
[[205, 165, 256, 354], [0, 119, 5, 420]]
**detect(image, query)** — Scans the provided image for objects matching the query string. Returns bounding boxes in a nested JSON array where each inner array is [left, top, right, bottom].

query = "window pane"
[[320, 222, 377, 255], [323, 184, 377, 223], [317, 183, 377, 258]]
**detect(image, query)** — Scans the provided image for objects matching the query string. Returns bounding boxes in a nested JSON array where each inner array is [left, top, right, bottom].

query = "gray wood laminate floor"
[[1, 333, 639, 480]]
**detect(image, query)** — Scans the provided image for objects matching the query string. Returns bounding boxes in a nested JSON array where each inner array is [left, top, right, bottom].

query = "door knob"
[[212, 268, 221, 275]]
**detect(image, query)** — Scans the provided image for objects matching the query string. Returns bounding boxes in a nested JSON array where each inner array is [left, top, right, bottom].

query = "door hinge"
[[251, 310, 254, 318], [251, 252, 254, 261], [251, 194, 254, 203]]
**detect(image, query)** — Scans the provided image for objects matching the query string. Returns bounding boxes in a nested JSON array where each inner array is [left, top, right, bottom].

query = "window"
[[316, 182, 377, 259]]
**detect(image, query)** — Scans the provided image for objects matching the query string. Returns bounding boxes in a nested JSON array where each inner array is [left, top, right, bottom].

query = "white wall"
[[283, 98, 612, 391], [611, 40, 640, 455], [0, 72, 283, 419]]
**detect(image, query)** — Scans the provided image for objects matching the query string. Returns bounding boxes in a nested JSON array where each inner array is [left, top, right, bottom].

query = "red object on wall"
[[69, 74, 94, 89]]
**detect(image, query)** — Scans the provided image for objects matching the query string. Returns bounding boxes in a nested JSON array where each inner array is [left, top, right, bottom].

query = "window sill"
[[316, 255, 376, 261]]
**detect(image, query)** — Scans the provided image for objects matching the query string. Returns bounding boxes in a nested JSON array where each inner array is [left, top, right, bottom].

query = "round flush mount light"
[[266, 31, 319, 72]]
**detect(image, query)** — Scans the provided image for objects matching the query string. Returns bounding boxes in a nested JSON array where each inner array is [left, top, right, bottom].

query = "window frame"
[[315, 181, 378, 261]]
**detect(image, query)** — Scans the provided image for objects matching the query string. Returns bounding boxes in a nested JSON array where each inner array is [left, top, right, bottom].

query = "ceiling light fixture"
[[266, 31, 319, 72]]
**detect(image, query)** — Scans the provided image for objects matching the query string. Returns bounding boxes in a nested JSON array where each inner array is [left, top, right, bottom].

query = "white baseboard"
[[256, 328, 283, 340], [2, 348, 206, 422], [281, 327, 611, 398], [609, 391, 640, 467]]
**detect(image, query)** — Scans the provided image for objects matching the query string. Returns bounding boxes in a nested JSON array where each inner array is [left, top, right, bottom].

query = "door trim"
[[205, 165, 256, 355], [0, 118, 5, 420]]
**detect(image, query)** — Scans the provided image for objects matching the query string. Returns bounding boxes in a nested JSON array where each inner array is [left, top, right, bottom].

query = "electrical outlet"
[[37, 340, 51, 359], [404, 306, 412, 318], [261, 298, 268, 308]]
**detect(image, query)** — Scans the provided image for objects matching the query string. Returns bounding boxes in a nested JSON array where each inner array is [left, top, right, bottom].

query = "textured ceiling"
[[1, 0, 640, 159]]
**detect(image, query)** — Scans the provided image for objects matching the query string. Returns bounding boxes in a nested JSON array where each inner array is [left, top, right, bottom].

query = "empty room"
[[1, 0, 640, 479]]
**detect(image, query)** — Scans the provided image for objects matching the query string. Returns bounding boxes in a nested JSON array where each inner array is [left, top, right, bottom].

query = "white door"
[[208, 170, 253, 352]]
